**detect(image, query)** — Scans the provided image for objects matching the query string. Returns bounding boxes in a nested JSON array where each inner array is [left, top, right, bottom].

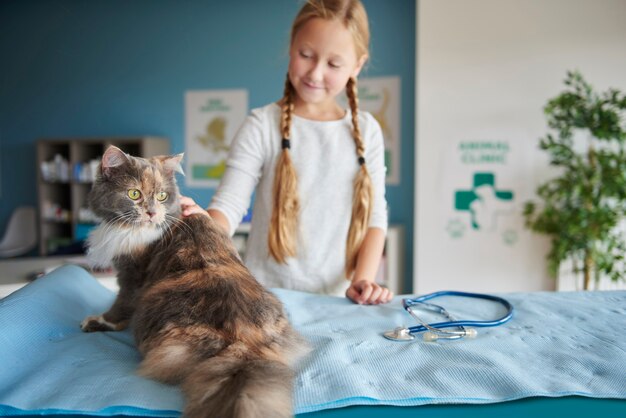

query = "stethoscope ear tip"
[[422, 331, 437, 342]]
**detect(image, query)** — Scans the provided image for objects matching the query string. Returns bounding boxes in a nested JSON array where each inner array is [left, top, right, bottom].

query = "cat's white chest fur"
[[87, 223, 163, 268]]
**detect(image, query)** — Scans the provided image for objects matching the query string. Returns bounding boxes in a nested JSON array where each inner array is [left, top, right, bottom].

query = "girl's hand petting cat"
[[346, 279, 393, 305], [180, 196, 210, 218]]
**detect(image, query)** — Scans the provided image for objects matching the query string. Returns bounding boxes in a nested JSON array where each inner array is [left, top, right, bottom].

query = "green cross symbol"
[[454, 173, 514, 230]]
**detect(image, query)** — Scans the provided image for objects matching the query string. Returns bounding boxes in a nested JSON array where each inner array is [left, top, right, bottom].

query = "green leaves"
[[525, 71, 626, 288], [544, 71, 626, 141]]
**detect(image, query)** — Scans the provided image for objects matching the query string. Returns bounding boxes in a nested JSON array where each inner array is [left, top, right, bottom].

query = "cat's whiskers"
[[165, 214, 194, 239], [103, 211, 136, 229], [94, 212, 134, 240], [161, 213, 184, 237], [160, 217, 177, 243]]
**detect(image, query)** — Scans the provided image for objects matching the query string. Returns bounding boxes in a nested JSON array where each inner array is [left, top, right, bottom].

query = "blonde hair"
[[269, 0, 373, 278]]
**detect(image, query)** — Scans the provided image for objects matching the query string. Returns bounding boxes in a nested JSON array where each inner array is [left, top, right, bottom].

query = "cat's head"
[[89, 146, 184, 229]]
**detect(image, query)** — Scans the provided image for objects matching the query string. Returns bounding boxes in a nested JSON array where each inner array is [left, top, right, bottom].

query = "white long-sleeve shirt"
[[209, 102, 388, 295]]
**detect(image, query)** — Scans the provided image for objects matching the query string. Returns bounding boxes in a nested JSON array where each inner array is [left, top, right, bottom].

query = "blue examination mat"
[[0, 265, 625, 416]]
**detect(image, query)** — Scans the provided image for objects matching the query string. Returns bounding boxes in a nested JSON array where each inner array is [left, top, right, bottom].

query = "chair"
[[0, 206, 38, 258]]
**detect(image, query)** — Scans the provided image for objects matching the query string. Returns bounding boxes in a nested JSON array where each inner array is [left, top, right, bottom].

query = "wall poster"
[[185, 89, 248, 187]]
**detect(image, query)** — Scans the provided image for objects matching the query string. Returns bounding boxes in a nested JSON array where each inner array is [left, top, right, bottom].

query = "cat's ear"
[[159, 153, 185, 177], [101, 146, 130, 178]]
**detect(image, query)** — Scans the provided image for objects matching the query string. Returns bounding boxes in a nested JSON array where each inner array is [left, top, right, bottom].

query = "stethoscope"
[[383, 291, 514, 342]]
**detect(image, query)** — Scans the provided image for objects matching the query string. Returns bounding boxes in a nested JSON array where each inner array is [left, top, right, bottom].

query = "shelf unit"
[[36, 137, 170, 256]]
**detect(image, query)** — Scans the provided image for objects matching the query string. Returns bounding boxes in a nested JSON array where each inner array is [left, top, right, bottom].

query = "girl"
[[182, 0, 392, 305]]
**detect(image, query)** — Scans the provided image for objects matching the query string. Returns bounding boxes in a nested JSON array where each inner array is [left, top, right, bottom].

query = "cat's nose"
[[147, 211, 156, 218]]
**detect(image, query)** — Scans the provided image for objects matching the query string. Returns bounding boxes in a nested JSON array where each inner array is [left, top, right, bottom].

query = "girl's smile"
[[302, 80, 324, 90]]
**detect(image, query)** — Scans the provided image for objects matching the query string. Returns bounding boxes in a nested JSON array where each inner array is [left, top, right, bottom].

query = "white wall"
[[415, 0, 626, 293]]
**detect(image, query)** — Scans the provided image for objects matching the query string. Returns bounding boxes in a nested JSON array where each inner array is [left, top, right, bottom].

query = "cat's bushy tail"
[[182, 354, 295, 418]]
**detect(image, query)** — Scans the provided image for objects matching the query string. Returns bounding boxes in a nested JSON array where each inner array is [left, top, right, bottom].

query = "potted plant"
[[524, 70, 626, 290]]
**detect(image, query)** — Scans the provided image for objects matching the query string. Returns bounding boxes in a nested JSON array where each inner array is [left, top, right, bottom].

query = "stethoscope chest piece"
[[383, 326, 415, 341]]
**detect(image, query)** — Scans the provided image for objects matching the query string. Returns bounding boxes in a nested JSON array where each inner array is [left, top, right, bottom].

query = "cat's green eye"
[[156, 191, 169, 202], [127, 189, 142, 200]]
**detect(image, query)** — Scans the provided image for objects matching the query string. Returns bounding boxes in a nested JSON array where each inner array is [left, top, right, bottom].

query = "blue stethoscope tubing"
[[402, 290, 514, 335]]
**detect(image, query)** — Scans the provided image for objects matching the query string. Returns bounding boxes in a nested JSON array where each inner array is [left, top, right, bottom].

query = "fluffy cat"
[[81, 146, 308, 418]]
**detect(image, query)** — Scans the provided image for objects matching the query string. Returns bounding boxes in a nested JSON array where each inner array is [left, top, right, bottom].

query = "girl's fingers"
[[367, 286, 383, 304], [356, 282, 374, 304], [376, 288, 393, 304], [348, 280, 394, 305]]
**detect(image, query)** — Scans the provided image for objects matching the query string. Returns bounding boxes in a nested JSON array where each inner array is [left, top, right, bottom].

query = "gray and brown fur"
[[81, 146, 308, 418]]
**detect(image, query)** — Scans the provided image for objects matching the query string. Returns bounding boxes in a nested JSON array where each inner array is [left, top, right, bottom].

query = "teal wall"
[[0, 0, 415, 291]]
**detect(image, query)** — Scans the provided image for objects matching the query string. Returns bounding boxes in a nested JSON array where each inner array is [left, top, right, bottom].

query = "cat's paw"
[[80, 315, 118, 332]]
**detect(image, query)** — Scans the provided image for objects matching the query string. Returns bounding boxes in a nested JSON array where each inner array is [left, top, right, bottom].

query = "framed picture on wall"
[[185, 89, 248, 188]]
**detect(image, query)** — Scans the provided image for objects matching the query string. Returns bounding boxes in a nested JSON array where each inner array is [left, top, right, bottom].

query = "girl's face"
[[288, 18, 367, 114]]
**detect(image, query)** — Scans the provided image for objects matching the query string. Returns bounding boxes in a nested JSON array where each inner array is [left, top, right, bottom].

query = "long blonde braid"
[[345, 76, 374, 278], [268, 75, 300, 263], [269, 0, 372, 272]]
